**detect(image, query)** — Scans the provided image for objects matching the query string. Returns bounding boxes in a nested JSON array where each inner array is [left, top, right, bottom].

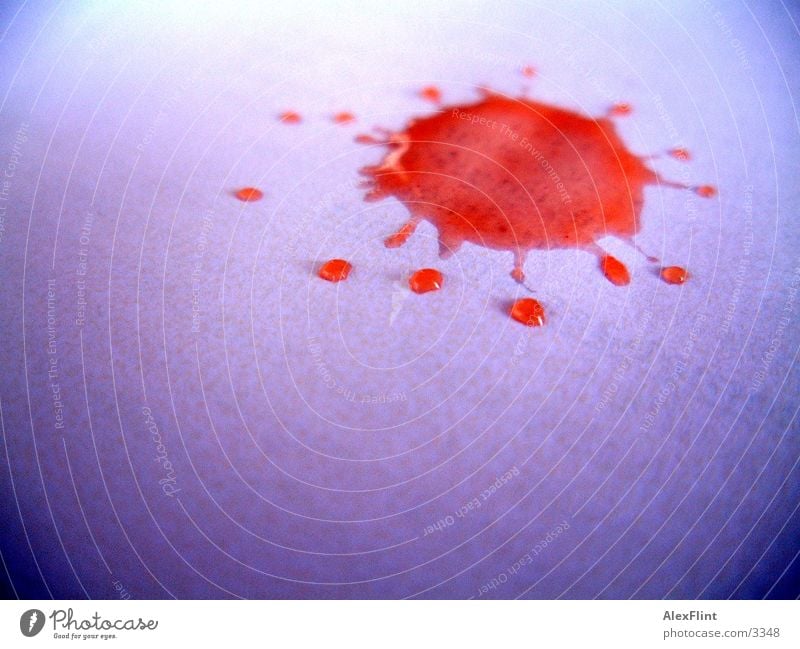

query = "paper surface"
[[0, 0, 798, 598]]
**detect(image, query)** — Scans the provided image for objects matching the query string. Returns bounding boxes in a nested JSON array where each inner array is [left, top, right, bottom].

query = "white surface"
[[0, 0, 798, 599]]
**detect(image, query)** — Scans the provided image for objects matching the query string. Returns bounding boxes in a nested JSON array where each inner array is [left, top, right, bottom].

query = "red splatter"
[[362, 92, 695, 284], [318, 259, 352, 282], [510, 298, 546, 327], [420, 86, 442, 103], [360, 89, 714, 287], [333, 112, 355, 124], [660, 266, 689, 284], [409, 268, 443, 293], [521, 65, 536, 78], [234, 187, 263, 202], [279, 110, 302, 124]]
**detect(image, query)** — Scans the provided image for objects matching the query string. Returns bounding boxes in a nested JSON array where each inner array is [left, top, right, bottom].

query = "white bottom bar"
[[1, 600, 797, 648]]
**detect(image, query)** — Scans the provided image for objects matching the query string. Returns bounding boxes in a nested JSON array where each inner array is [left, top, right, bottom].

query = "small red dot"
[[510, 298, 546, 327], [409, 268, 443, 294], [668, 147, 691, 161], [279, 111, 302, 124], [694, 184, 717, 198], [521, 65, 536, 78], [420, 86, 442, 103], [355, 134, 380, 144], [333, 112, 355, 124], [660, 266, 689, 284], [318, 259, 352, 282], [610, 102, 632, 116], [235, 187, 263, 202]]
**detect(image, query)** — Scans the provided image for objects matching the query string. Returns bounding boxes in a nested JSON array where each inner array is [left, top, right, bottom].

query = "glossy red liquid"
[[660, 266, 689, 284], [318, 259, 352, 282], [234, 187, 264, 202], [609, 102, 632, 116], [510, 298, 546, 327], [363, 94, 649, 281], [409, 268, 443, 293], [694, 184, 717, 198], [360, 91, 715, 288], [601, 254, 631, 286]]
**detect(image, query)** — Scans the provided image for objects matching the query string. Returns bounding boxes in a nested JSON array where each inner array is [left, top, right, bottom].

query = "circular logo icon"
[[20, 609, 45, 637]]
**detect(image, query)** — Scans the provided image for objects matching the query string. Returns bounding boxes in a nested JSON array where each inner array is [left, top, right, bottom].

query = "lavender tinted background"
[[0, 0, 798, 599]]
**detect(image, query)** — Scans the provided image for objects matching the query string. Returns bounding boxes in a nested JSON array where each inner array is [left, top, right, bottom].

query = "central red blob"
[[361, 93, 666, 282]]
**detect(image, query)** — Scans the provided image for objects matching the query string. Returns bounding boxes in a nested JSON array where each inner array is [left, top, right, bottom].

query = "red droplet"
[[355, 134, 381, 144], [609, 102, 632, 116], [409, 268, 443, 293], [385, 220, 417, 248], [660, 266, 689, 284], [333, 112, 355, 124], [694, 184, 717, 198], [510, 298, 546, 327], [521, 65, 536, 78], [235, 187, 264, 202], [361, 93, 669, 282], [420, 86, 442, 103], [601, 255, 631, 286], [279, 110, 302, 124], [668, 147, 691, 161], [318, 259, 352, 282]]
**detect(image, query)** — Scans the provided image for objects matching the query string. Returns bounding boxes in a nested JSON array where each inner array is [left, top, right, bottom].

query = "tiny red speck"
[[668, 147, 691, 161], [333, 112, 355, 124], [318, 259, 352, 282], [279, 111, 302, 124], [359, 74, 716, 310], [610, 102, 632, 116], [235, 187, 263, 202], [510, 298, 546, 327], [522, 65, 536, 78], [694, 184, 717, 198], [420, 86, 442, 103], [409, 268, 443, 294], [355, 134, 380, 144]]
